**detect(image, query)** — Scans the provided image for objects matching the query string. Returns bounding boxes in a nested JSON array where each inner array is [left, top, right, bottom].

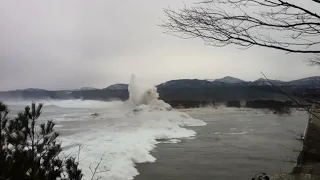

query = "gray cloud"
[[0, 0, 318, 90]]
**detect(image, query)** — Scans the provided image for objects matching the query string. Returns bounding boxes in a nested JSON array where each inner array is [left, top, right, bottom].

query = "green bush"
[[0, 102, 83, 180]]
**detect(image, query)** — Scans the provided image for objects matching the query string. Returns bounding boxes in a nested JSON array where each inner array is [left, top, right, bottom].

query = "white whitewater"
[[18, 75, 206, 180], [127, 74, 171, 110]]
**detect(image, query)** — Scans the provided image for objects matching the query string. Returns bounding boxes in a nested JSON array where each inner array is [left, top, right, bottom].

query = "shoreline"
[[286, 106, 320, 179]]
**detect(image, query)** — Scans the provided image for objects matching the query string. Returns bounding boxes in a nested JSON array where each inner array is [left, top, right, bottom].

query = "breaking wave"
[[57, 74, 206, 180]]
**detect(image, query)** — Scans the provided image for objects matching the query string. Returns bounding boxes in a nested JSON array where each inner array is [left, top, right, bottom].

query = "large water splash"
[[128, 74, 140, 106], [55, 75, 205, 180], [127, 74, 171, 110]]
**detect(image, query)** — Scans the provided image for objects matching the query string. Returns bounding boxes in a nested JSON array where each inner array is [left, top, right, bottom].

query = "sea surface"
[[135, 108, 307, 180], [6, 100, 307, 180]]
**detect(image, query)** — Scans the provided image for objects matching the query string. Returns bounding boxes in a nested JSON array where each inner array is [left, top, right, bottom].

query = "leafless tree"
[[89, 153, 111, 180], [162, 0, 320, 64]]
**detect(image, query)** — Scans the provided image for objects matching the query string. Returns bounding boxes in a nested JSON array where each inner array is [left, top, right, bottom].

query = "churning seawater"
[[6, 102, 307, 180], [135, 108, 308, 180], [4, 76, 308, 180]]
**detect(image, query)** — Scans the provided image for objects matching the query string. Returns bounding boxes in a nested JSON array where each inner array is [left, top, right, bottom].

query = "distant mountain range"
[[102, 76, 320, 89], [157, 76, 320, 88], [76, 87, 98, 91], [211, 76, 320, 87], [14, 88, 48, 92], [211, 76, 244, 84], [10, 76, 320, 91], [1, 76, 319, 102], [104, 84, 128, 90]]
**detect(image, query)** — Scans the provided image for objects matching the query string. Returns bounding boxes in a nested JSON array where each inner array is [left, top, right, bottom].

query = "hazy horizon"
[[1, 0, 319, 91], [1, 75, 319, 91]]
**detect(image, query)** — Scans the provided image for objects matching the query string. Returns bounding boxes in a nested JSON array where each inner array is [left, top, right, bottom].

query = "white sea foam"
[[57, 74, 206, 180], [161, 139, 181, 143], [214, 132, 249, 135], [7, 99, 123, 109]]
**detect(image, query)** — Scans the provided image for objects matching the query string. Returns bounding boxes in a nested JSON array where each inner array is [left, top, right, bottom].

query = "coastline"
[[286, 106, 320, 179]]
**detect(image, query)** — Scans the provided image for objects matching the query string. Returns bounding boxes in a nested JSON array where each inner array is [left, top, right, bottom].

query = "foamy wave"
[[161, 139, 181, 143], [6, 99, 123, 109], [61, 107, 205, 180], [59, 74, 206, 180], [214, 132, 249, 135]]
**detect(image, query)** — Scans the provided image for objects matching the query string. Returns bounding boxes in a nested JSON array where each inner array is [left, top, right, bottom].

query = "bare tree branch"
[[162, 0, 320, 63], [77, 144, 85, 163], [309, 54, 320, 65], [261, 72, 320, 120], [89, 153, 110, 180], [281, 155, 298, 163], [288, 130, 305, 142]]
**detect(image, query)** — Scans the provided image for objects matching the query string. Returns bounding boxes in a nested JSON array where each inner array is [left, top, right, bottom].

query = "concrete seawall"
[[281, 106, 320, 179]]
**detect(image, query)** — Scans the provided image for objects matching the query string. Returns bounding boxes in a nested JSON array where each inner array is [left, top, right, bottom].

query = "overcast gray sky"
[[0, 0, 319, 91]]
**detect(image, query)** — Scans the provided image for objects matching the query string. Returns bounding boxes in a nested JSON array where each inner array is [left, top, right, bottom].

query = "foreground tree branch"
[[162, 0, 320, 57]]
